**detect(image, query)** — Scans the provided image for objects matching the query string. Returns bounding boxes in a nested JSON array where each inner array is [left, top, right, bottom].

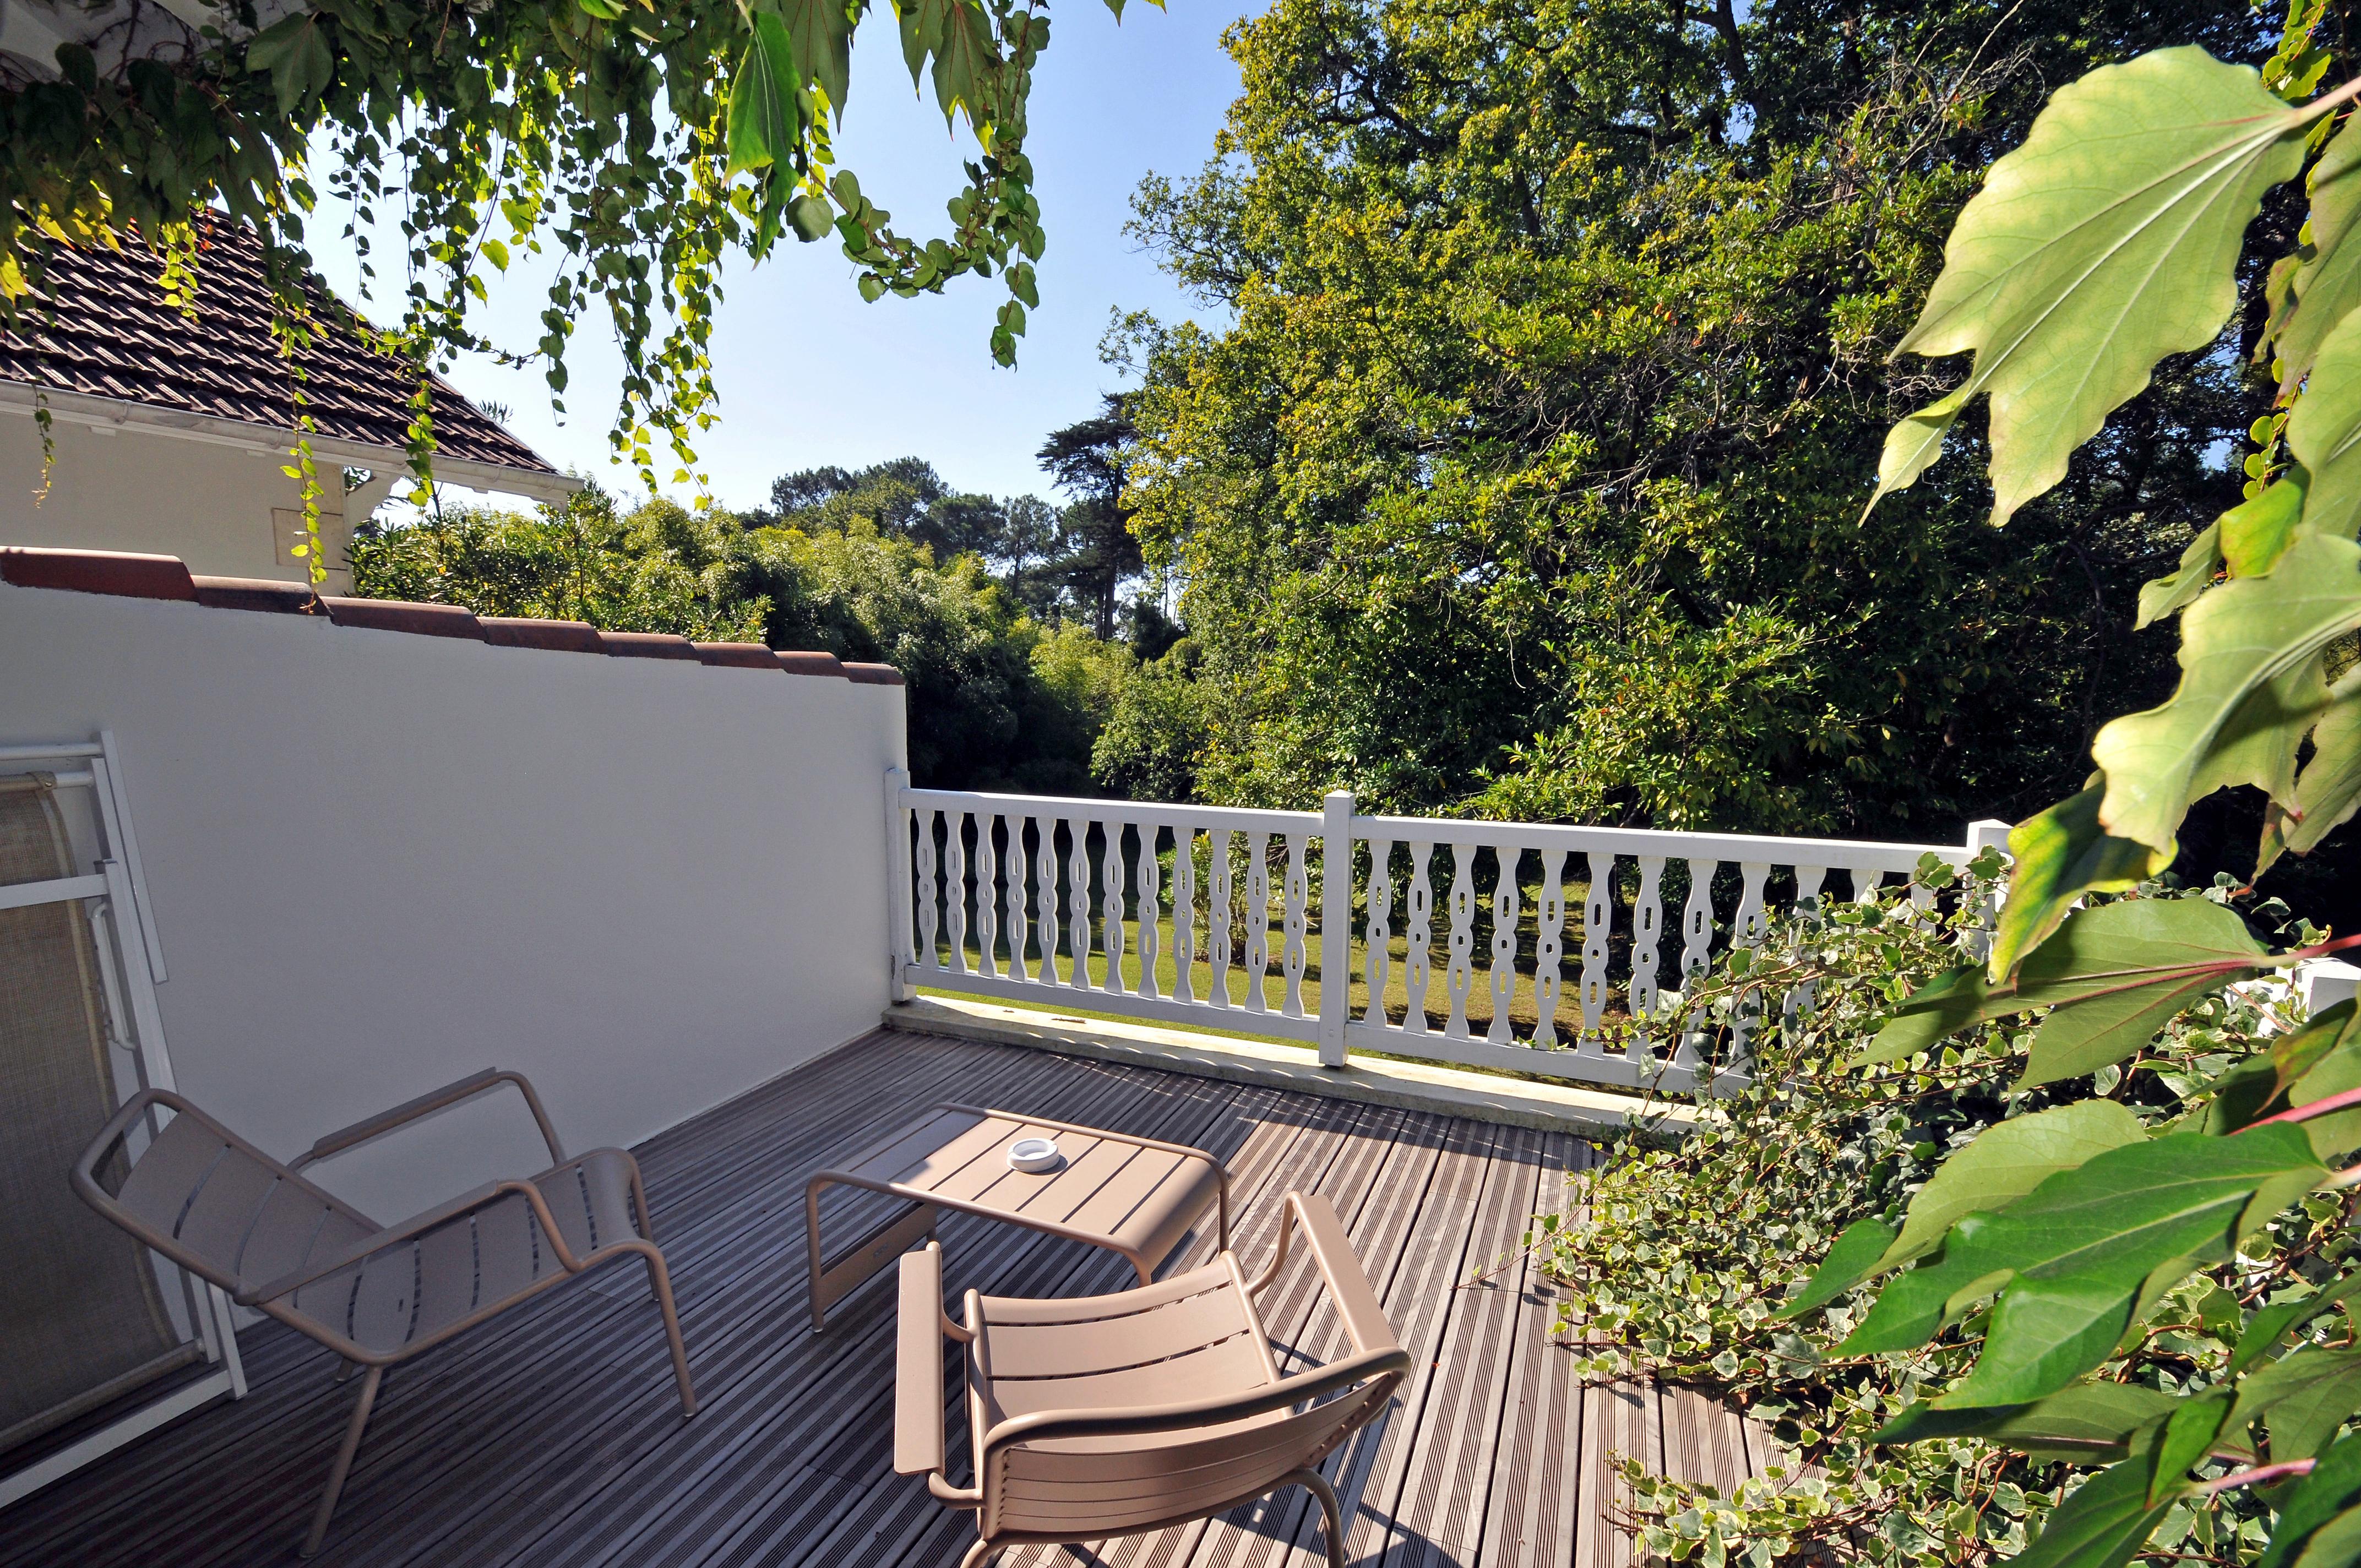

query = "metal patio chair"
[[895, 1189, 1407, 1567], [72, 1069, 696, 1557]]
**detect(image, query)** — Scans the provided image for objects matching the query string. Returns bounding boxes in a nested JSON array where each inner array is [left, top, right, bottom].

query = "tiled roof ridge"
[[0, 548, 904, 685]]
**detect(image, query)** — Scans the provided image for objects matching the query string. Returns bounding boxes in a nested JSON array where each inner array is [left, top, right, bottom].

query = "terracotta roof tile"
[[0, 219, 558, 476]]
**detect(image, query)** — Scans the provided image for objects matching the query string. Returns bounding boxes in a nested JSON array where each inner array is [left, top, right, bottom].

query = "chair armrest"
[[238, 1174, 589, 1306], [292, 1068, 565, 1172], [896, 1243, 948, 1476], [1248, 1191, 1399, 1357]]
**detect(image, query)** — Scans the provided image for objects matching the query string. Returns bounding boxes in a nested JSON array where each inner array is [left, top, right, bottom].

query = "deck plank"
[[0, 1030, 1763, 1568]]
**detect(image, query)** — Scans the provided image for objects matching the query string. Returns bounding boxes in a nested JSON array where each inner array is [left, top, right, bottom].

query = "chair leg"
[[1291, 1468, 1348, 1568], [958, 1539, 1002, 1568], [300, 1364, 382, 1558], [644, 1248, 698, 1415]]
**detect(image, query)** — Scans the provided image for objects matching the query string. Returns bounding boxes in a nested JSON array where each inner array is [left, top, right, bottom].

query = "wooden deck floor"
[[0, 1029, 1772, 1568]]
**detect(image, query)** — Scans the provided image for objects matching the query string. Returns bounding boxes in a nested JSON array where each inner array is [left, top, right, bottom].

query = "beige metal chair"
[[896, 1190, 1407, 1567], [72, 1069, 695, 1557]]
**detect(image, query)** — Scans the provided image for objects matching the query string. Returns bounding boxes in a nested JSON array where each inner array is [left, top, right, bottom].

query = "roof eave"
[[0, 381, 583, 504]]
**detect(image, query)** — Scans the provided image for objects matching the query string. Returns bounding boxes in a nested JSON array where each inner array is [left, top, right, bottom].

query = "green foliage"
[[347, 487, 1127, 790], [1114, 0, 2270, 831], [1549, 875, 2361, 1565], [2, 0, 1098, 503]]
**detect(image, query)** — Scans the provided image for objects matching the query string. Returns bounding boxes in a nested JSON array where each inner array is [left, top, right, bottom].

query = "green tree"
[[349, 489, 1125, 790], [1117, 0, 2271, 835]]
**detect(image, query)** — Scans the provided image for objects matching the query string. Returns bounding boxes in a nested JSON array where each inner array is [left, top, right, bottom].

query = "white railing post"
[[1963, 818, 2013, 963], [884, 766, 914, 1002], [1318, 790, 1353, 1068]]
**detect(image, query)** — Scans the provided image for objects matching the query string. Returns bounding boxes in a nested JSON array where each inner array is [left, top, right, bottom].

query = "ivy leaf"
[[1989, 783, 2167, 981], [789, 194, 835, 242], [2264, 670, 2361, 873], [1879, 1102, 2146, 1268], [726, 15, 801, 178], [1840, 1125, 2325, 1405], [1872, 1381, 2184, 1461], [775, 0, 856, 118], [2262, 1431, 2361, 1568], [1867, 47, 2307, 527], [2139, 519, 2224, 628], [2291, 306, 2361, 541], [246, 13, 336, 116], [2277, 118, 2361, 392], [2092, 529, 2359, 853], [2009, 1451, 2183, 1568], [1780, 1215, 1896, 1317]]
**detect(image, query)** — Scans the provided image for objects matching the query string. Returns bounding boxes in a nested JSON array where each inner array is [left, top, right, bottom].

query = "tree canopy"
[[1113, 0, 2273, 849]]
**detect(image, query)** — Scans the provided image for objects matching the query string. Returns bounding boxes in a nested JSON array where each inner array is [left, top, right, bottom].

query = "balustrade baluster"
[[1403, 842, 1434, 1033], [1209, 831, 1234, 1008], [1065, 818, 1092, 990], [1674, 858, 1717, 1066], [1628, 856, 1664, 1055], [1281, 832, 1310, 1018], [1579, 852, 1612, 1042], [1135, 824, 1162, 1001], [1172, 827, 1197, 1004], [1101, 821, 1128, 995], [915, 809, 940, 972], [1533, 848, 1566, 1048], [945, 813, 971, 974], [1444, 843, 1476, 1039], [973, 815, 999, 978], [1487, 846, 1520, 1044], [1724, 861, 1770, 1073], [1786, 865, 1827, 1025], [1243, 833, 1270, 1014], [1004, 818, 1030, 982], [1364, 841, 1395, 1025]]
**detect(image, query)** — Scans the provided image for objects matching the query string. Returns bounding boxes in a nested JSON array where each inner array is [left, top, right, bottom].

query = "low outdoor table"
[[803, 1102, 1230, 1332]]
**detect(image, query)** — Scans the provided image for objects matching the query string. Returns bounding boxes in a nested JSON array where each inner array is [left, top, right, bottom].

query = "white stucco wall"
[[0, 414, 392, 593], [0, 577, 906, 1222]]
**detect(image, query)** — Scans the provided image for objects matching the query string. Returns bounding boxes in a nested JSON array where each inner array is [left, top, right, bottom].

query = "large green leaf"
[[2010, 1452, 2183, 1568], [1880, 1102, 2146, 1268], [2294, 307, 2361, 543], [1867, 47, 2307, 527], [931, 0, 999, 126], [2224, 469, 2314, 578], [2278, 118, 2361, 392], [1780, 1215, 1897, 1317], [1840, 1125, 2325, 1406], [246, 13, 337, 116], [2093, 530, 2360, 852], [2264, 670, 2361, 872], [774, 0, 855, 118], [2138, 519, 2224, 628], [1989, 783, 2168, 981], [1872, 1381, 2183, 1460], [725, 16, 801, 178], [1864, 897, 2266, 1072], [2264, 1432, 2361, 1568], [2201, 1001, 2359, 1133], [2233, 1272, 2361, 1377], [2151, 1392, 2233, 1501], [2262, 1351, 2361, 1461]]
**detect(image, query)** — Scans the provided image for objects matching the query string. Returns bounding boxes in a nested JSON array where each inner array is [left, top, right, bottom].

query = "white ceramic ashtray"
[[1007, 1136, 1063, 1174]]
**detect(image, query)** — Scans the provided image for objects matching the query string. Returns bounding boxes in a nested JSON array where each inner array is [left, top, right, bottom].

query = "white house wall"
[[0, 415, 394, 592], [0, 577, 907, 1223]]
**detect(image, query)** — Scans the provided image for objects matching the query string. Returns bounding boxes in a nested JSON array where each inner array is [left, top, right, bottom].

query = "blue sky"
[[311, 3, 1255, 511]]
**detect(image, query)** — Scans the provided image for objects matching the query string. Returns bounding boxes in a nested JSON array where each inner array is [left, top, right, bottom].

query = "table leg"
[[809, 1181, 940, 1332]]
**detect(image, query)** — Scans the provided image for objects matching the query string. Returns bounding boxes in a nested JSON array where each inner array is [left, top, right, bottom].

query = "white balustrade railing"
[[885, 771, 2007, 1097]]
